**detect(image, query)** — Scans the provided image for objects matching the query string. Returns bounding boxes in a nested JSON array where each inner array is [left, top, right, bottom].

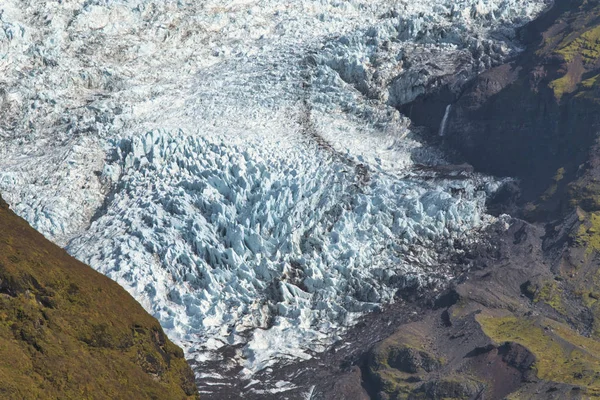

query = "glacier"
[[0, 0, 550, 391]]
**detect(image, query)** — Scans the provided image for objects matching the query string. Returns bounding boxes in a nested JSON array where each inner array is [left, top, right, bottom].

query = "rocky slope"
[[405, 0, 600, 218], [322, 1, 600, 399], [0, 194, 198, 399]]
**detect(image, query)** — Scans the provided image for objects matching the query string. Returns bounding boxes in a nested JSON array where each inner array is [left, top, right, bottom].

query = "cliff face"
[[403, 0, 600, 218], [0, 195, 198, 399], [445, 0, 600, 216]]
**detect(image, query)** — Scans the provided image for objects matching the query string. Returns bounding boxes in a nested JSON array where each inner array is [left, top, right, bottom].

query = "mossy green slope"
[[0, 195, 199, 399], [537, 2, 600, 100], [478, 314, 600, 397], [367, 323, 483, 400]]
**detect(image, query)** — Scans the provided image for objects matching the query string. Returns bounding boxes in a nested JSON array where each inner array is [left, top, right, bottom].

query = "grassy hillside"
[[0, 195, 198, 399]]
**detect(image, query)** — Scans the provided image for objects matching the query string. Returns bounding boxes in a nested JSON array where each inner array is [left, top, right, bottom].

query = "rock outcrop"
[[407, 0, 600, 218], [359, 218, 600, 399]]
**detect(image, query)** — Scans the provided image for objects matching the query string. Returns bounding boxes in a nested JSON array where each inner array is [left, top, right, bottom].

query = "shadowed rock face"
[[443, 8, 600, 211], [404, 0, 600, 218], [0, 195, 198, 399]]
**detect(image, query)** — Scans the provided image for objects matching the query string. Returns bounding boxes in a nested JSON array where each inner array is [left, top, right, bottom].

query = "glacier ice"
[[68, 128, 493, 372], [0, 0, 550, 382]]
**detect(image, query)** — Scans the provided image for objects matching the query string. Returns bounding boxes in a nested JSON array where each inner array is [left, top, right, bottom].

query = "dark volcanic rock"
[[354, 212, 600, 399], [406, 0, 600, 219]]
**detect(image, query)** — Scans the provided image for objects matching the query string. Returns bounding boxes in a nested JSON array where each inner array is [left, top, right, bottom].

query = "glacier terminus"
[[0, 0, 550, 396]]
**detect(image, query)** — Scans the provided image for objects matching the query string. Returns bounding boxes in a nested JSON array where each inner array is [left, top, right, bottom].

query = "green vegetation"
[[368, 328, 436, 398], [0, 196, 198, 399], [567, 208, 600, 338], [576, 74, 600, 103], [575, 211, 600, 256], [534, 281, 566, 314], [555, 167, 566, 182], [584, 297, 600, 339], [368, 326, 479, 399], [556, 25, 600, 64], [541, 167, 566, 202], [549, 74, 576, 100], [477, 314, 600, 397], [541, 5, 600, 100], [570, 181, 600, 211], [582, 74, 600, 89]]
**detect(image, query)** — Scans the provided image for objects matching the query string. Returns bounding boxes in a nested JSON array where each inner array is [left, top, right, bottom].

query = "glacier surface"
[[0, 0, 549, 387]]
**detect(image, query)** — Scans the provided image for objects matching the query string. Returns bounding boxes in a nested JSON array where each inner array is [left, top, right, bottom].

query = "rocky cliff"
[[406, 0, 600, 219], [0, 195, 198, 399]]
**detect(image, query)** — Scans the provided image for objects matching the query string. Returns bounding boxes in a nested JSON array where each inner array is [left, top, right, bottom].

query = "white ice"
[[0, 0, 550, 378]]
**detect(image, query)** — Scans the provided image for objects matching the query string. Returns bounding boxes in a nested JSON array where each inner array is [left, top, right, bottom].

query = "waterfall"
[[439, 104, 452, 137]]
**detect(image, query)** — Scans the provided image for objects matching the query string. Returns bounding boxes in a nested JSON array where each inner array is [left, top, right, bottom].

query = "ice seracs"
[[68, 128, 493, 373], [0, 0, 550, 386]]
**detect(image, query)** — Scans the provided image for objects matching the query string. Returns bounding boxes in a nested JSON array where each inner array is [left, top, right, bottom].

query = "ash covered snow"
[[0, 0, 549, 388]]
